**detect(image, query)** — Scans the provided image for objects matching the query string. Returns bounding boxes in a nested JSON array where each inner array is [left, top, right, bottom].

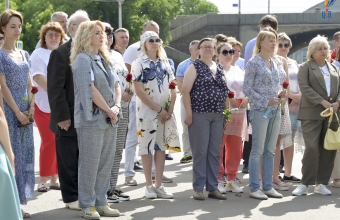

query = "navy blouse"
[[190, 60, 229, 113]]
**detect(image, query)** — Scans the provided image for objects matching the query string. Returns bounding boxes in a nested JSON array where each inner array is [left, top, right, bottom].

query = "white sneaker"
[[218, 181, 226, 194], [225, 180, 243, 193], [145, 185, 157, 199], [249, 190, 268, 200], [155, 185, 173, 199], [314, 184, 332, 195], [292, 184, 308, 196], [263, 188, 283, 198]]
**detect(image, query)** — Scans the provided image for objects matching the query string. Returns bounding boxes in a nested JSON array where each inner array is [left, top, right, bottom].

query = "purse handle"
[[327, 107, 340, 128]]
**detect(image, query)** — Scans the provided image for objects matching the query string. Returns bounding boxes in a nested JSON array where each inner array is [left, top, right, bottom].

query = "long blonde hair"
[[70, 20, 110, 65]]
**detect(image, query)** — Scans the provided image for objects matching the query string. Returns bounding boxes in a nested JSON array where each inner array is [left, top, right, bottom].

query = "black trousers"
[[56, 135, 79, 203], [243, 110, 252, 165]]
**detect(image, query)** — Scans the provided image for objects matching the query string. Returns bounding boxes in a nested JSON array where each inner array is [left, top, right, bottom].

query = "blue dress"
[[0, 50, 35, 205], [0, 145, 23, 220]]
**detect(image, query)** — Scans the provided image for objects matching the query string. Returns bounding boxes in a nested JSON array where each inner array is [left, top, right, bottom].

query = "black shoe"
[[278, 175, 284, 182], [107, 190, 120, 203], [242, 164, 249, 174], [279, 164, 285, 173], [133, 164, 143, 172], [165, 154, 173, 160], [283, 175, 301, 183], [113, 189, 130, 201]]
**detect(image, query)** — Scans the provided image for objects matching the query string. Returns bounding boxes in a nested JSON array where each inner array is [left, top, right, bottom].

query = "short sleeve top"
[[190, 60, 229, 113], [30, 48, 52, 113]]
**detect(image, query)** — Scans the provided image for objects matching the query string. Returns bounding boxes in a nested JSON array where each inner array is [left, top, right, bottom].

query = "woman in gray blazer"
[[70, 20, 121, 219], [293, 35, 340, 196]]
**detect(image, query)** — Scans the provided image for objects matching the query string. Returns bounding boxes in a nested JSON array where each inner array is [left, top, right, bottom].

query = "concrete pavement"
[[24, 98, 340, 220]]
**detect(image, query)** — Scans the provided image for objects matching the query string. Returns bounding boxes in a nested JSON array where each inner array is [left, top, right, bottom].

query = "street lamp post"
[[92, 0, 125, 28], [6, 0, 9, 9]]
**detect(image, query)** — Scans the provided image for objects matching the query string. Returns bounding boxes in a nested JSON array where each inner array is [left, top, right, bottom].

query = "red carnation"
[[228, 91, 235, 99], [169, 81, 177, 89], [31, 86, 38, 94], [126, 73, 133, 82], [282, 82, 289, 89]]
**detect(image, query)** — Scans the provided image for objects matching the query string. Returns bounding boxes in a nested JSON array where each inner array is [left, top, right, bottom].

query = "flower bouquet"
[[125, 73, 134, 96], [18, 86, 38, 127], [165, 80, 177, 112], [223, 91, 235, 121]]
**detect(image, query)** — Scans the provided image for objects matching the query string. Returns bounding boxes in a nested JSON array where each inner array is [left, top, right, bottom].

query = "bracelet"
[[157, 107, 162, 114], [114, 104, 121, 109]]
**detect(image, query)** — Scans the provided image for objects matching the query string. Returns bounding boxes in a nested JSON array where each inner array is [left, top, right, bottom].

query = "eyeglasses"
[[106, 33, 113, 38], [46, 33, 61, 39], [221, 49, 235, 56], [0, 37, 4, 40], [149, 38, 161, 43], [200, 46, 214, 50], [278, 43, 290, 48]]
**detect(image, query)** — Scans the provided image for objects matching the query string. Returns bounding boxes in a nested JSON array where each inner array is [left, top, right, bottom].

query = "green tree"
[[181, 0, 219, 15]]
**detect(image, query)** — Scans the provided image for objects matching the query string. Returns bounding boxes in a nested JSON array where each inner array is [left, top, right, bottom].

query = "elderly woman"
[[0, 10, 34, 217], [132, 31, 180, 199], [71, 20, 121, 218], [182, 38, 228, 201], [0, 89, 23, 220], [292, 35, 340, 196], [103, 22, 131, 202], [276, 32, 303, 183], [217, 42, 248, 194], [244, 28, 287, 200], [30, 22, 65, 192]]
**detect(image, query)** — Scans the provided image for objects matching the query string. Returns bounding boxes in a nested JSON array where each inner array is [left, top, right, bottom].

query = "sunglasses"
[[278, 43, 290, 48], [106, 33, 113, 38], [0, 37, 4, 40], [221, 49, 235, 56], [149, 38, 161, 43]]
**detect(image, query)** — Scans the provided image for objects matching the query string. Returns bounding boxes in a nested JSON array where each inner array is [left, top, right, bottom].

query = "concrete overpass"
[[167, 13, 340, 65]]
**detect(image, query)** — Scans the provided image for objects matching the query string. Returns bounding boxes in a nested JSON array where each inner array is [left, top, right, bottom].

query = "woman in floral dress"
[[132, 31, 180, 199], [0, 9, 34, 217]]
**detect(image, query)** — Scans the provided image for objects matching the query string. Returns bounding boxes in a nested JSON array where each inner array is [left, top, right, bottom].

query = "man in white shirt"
[[114, 28, 129, 55], [36, 12, 70, 49], [176, 40, 200, 163], [123, 20, 173, 186]]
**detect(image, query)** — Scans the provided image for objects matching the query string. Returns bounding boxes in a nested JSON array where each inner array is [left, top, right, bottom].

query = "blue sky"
[[209, 0, 326, 14]]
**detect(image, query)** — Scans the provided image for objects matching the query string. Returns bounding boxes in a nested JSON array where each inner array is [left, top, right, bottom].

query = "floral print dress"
[[131, 54, 181, 155], [0, 49, 35, 205]]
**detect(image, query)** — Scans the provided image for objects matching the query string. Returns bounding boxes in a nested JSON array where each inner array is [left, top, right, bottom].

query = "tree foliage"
[[0, 0, 218, 53]]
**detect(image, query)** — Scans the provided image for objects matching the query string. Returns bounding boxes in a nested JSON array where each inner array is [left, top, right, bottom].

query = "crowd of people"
[[0, 8, 340, 220]]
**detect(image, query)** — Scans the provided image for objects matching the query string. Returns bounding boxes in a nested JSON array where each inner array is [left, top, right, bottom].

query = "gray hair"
[[51, 11, 68, 21], [67, 10, 89, 32], [189, 40, 199, 48], [307, 35, 330, 61], [142, 20, 158, 31]]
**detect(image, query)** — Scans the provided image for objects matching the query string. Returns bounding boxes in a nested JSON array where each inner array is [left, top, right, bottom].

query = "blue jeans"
[[248, 109, 281, 192]]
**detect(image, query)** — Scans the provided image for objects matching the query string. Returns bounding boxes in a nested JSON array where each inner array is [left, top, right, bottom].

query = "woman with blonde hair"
[[30, 21, 65, 193], [292, 35, 340, 196], [71, 20, 121, 219], [244, 28, 287, 200], [132, 31, 180, 199]]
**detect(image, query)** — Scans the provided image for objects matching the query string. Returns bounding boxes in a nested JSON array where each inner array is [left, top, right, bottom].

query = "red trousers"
[[218, 135, 242, 181], [34, 104, 58, 176]]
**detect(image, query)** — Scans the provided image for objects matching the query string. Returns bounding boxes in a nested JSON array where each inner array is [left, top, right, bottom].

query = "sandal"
[[21, 209, 31, 218], [49, 183, 61, 190], [272, 177, 289, 191], [37, 183, 48, 192]]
